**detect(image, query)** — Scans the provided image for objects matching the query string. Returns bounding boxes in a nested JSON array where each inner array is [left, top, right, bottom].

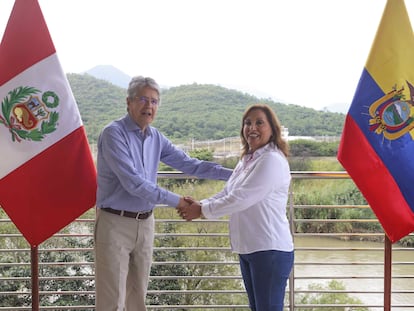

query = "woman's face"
[[243, 109, 273, 153]]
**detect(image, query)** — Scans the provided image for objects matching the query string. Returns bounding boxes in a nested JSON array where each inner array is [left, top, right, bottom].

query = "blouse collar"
[[243, 143, 275, 163]]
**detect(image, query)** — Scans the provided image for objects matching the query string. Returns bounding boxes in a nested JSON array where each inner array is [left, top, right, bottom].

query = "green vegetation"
[[0, 72, 398, 310], [0, 211, 95, 307], [68, 74, 345, 144], [68, 73, 126, 143], [296, 280, 369, 311], [1, 155, 411, 309], [290, 139, 339, 157]]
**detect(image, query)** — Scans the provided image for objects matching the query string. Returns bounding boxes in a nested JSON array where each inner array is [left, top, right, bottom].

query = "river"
[[293, 236, 414, 310]]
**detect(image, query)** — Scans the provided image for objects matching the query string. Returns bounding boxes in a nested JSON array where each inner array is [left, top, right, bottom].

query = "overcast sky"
[[1, 0, 414, 112]]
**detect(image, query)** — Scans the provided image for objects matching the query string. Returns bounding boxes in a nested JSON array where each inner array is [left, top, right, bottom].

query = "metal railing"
[[0, 171, 413, 310]]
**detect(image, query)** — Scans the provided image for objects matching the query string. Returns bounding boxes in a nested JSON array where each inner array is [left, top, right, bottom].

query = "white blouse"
[[201, 143, 294, 254]]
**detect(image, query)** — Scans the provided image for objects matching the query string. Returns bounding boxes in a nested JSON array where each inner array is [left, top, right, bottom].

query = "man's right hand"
[[176, 197, 202, 221]]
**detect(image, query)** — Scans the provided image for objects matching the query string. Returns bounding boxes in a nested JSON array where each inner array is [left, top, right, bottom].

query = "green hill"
[[68, 73, 345, 144]]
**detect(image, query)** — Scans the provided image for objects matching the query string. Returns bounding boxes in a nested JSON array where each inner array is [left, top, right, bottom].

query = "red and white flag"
[[0, 0, 97, 246]]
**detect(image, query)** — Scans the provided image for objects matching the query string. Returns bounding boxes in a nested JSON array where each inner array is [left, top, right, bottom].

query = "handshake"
[[176, 196, 203, 221]]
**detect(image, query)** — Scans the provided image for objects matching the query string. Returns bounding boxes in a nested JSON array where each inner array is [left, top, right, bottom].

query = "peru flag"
[[338, 0, 414, 243], [0, 0, 97, 246]]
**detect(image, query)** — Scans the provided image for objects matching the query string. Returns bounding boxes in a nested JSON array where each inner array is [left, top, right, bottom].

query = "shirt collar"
[[124, 114, 153, 137], [244, 143, 275, 162]]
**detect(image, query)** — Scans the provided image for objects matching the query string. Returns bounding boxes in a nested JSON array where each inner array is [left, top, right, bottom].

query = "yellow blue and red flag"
[[338, 0, 414, 243]]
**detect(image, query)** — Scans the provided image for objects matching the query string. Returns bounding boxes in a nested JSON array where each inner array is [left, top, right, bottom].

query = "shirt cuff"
[[200, 200, 212, 219], [166, 191, 181, 208]]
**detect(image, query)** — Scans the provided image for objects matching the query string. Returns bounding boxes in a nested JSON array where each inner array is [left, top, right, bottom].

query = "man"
[[94, 76, 232, 311]]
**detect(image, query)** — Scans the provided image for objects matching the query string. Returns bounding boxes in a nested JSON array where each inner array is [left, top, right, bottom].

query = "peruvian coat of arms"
[[0, 86, 59, 142]]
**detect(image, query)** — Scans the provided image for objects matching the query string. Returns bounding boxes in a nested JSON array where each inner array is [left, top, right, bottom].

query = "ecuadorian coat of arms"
[[0, 86, 59, 142], [369, 81, 414, 141]]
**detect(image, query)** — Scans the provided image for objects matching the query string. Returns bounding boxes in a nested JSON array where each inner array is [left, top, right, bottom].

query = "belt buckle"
[[135, 211, 147, 220]]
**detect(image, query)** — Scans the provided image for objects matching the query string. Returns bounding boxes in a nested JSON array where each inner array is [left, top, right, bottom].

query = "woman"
[[178, 103, 294, 311]]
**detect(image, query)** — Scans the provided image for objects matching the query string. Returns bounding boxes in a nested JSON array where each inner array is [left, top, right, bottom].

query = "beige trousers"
[[94, 209, 154, 311]]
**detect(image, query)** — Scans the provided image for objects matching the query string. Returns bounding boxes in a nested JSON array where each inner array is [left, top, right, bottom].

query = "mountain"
[[83, 65, 350, 114], [84, 65, 131, 88], [67, 73, 345, 144]]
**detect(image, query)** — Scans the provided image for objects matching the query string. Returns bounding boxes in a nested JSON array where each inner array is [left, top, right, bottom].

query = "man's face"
[[127, 86, 159, 130]]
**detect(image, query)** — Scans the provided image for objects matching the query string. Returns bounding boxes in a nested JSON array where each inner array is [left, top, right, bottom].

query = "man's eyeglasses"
[[135, 96, 159, 106]]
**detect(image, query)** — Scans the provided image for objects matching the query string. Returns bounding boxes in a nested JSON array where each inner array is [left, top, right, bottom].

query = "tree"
[[296, 280, 369, 311]]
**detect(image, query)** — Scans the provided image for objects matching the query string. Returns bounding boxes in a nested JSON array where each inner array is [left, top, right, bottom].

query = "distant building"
[[282, 126, 289, 140]]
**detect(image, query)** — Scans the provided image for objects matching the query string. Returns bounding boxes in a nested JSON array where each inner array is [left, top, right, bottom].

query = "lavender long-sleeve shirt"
[[96, 114, 232, 212]]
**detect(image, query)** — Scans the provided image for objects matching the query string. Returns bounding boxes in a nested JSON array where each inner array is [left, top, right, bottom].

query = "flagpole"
[[384, 235, 392, 311], [31, 245, 39, 311]]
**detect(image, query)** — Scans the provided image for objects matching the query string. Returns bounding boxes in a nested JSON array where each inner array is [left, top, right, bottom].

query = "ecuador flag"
[[338, 0, 414, 243], [0, 0, 97, 246]]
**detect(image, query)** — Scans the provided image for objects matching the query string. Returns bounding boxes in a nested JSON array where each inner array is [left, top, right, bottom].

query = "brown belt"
[[101, 207, 153, 220]]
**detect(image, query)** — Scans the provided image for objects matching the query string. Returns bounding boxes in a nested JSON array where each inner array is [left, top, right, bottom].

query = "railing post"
[[31, 245, 39, 311], [288, 190, 295, 311], [384, 235, 392, 311]]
